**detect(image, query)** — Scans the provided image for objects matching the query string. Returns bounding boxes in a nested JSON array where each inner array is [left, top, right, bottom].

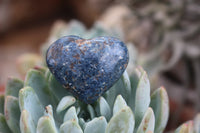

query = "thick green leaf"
[[4, 96, 20, 133], [0, 95, 4, 114], [79, 118, 86, 130], [113, 95, 127, 115], [84, 116, 107, 133], [129, 66, 145, 109], [0, 113, 12, 133], [76, 107, 81, 115], [113, 70, 132, 104], [87, 104, 96, 119], [63, 106, 78, 123], [37, 116, 58, 133], [20, 110, 36, 133], [194, 114, 200, 133], [60, 120, 83, 133], [175, 121, 193, 133], [24, 69, 56, 107], [97, 97, 111, 121], [104, 71, 130, 109], [114, 77, 130, 103], [134, 68, 150, 128], [136, 108, 155, 133], [56, 96, 76, 113], [37, 105, 58, 133], [5, 77, 23, 97], [103, 85, 117, 109], [150, 87, 169, 133], [106, 106, 135, 133], [129, 68, 141, 110], [121, 71, 132, 101], [19, 86, 44, 125]]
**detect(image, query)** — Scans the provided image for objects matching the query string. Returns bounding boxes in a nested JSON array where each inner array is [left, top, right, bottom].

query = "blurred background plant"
[[0, 0, 199, 132]]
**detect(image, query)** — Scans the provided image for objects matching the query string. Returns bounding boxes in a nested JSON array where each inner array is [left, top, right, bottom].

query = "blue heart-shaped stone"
[[46, 35, 129, 103]]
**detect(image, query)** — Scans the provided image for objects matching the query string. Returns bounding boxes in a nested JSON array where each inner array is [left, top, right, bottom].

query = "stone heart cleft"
[[46, 35, 129, 103]]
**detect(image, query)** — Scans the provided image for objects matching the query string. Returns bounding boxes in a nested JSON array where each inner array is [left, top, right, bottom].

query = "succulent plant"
[[0, 62, 170, 133], [0, 20, 198, 133]]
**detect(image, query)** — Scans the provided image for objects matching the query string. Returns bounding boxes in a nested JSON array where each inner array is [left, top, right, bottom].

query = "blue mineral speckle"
[[46, 35, 129, 103]]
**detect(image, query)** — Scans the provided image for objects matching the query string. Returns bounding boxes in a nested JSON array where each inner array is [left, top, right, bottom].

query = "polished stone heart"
[[46, 35, 129, 103]]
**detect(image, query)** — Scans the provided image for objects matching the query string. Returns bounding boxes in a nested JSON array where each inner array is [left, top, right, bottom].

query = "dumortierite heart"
[[46, 35, 129, 103]]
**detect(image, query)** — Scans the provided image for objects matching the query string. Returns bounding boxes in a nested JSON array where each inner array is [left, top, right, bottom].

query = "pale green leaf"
[[87, 104, 96, 119], [56, 96, 76, 113], [136, 108, 155, 133], [84, 116, 107, 133], [24, 69, 56, 107], [134, 68, 150, 128], [98, 97, 111, 120], [106, 106, 135, 133], [63, 106, 78, 123], [19, 86, 44, 125], [79, 118, 86, 130], [5, 77, 23, 97], [0, 113, 12, 133], [60, 120, 83, 133], [4, 96, 20, 133], [113, 95, 127, 115], [150, 87, 169, 133], [36, 116, 58, 133], [20, 110, 36, 133]]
